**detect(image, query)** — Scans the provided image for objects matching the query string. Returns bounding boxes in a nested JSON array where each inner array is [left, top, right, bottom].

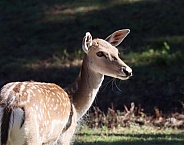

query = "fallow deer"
[[0, 29, 132, 145]]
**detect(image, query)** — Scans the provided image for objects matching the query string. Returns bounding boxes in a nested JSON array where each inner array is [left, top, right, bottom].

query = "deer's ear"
[[105, 29, 130, 46], [82, 32, 92, 54]]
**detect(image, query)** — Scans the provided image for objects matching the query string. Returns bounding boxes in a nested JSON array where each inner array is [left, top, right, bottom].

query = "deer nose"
[[121, 66, 132, 77]]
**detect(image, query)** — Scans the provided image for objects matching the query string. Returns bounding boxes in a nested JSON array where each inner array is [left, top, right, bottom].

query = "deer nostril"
[[122, 67, 132, 76]]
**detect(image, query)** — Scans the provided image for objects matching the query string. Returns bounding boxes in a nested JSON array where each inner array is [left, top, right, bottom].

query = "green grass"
[[74, 125, 184, 145]]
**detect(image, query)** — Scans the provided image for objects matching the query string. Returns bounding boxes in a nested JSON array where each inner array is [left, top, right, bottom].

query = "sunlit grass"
[[123, 42, 182, 66], [1, 0, 184, 116], [74, 125, 184, 145]]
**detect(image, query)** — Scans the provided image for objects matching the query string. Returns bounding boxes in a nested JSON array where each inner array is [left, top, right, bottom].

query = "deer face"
[[82, 29, 132, 80]]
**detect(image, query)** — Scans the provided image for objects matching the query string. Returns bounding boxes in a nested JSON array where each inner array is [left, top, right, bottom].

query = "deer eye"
[[96, 51, 107, 58]]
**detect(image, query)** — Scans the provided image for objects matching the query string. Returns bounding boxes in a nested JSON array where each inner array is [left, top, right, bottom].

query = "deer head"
[[82, 29, 132, 80]]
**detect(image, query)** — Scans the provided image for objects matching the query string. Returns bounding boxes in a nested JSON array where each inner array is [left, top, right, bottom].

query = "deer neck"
[[66, 55, 104, 120]]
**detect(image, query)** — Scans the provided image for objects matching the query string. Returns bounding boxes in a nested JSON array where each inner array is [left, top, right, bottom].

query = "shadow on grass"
[[74, 140, 183, 145], [0, 66, 80, 88], [96, 57, 184, 114], [1, 0, 184, 59], [1, 0, 184, 113], [74, 132, 184, 145]]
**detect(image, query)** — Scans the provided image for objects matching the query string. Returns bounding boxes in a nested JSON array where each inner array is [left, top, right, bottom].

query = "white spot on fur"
[[37, 89, 42, 94]]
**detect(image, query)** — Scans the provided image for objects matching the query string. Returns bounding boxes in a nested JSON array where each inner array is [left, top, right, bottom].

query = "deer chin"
[[117, 75, 131, 80], [103, 73, 130, 80]]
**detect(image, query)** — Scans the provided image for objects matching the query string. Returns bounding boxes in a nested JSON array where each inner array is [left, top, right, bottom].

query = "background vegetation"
[[1, 0, 184, 144]]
